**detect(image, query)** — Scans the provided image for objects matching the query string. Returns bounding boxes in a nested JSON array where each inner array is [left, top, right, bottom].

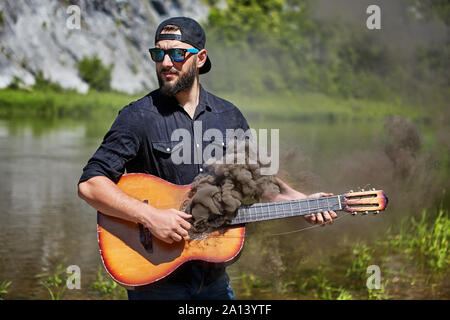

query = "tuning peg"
[[372, 188, 376, 191], [351, 212, 357, 216], [361, 188, 365, 192], [363, 211, 369, 215], [349, 189, 354, 193]]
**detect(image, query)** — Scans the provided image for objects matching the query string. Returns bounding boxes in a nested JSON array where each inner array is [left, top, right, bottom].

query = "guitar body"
[[97, 173, 245, 288]]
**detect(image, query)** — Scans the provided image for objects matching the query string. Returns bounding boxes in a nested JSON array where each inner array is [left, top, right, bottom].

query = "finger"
[[171, 233, 183, 242], [178, 218, 192, 231], [315, 213, 324, 225], [308, 193, 322, 198], [176, 211, 192, 219], [176, 226, 189, 237], [322, 211, 333, 224], [320, 193, 334, 197], [330, 210, 338, 219], [304, 214, 316, 224]]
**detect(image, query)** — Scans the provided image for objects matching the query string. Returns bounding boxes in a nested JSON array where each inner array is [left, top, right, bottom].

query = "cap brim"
[[199, 56, 211, 74]]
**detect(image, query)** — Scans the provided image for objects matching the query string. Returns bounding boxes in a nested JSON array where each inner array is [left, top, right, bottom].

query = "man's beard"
[[157, 59, 197, 97]]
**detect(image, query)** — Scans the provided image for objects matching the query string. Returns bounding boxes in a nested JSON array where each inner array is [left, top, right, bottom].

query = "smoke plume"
[[186, 140, 281, 235]]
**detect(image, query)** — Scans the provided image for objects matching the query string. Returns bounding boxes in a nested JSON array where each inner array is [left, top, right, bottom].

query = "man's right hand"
[[78, 176, 192, 245], [141, 208, 192, 244]]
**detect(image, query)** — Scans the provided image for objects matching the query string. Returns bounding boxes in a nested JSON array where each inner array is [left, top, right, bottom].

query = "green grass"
[[0, 281, 12, 300], [0, 88, 429, 122], [0, 89, 139, 118], [36, 264, 68, 300], [384, 206, 449, 274], [92, 266, 127, 299], [220, 91, 429, 123]]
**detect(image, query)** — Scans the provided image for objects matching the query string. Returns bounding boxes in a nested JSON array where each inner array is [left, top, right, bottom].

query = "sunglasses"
[[149, 48, 199, 63]]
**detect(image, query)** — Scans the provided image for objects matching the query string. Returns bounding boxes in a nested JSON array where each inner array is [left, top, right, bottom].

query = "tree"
[[77, 55, 114, 92]]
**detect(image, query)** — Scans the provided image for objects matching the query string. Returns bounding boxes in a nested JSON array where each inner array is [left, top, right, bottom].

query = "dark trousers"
[[127, 265, 235, 300]]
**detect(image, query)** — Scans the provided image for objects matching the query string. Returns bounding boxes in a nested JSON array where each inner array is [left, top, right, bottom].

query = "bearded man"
[[78, 16, 336, 300]]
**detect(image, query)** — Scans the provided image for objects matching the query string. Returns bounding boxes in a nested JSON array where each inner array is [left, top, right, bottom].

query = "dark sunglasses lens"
[[149, 49, 164, 62], [169, 49, 186, 62]]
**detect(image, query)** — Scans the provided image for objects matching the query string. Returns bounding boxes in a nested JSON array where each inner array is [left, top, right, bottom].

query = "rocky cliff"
[[0, 0, 209, 93]]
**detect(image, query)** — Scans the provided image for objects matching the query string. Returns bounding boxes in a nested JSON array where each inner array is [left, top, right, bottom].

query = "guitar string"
[[232, 206, 339, 224], [192, 211, 351, 239], [233, 198, 340, 224], [145, 196, 339, 210], [268, 211, 351, 236], [191, 211, 352, 240]]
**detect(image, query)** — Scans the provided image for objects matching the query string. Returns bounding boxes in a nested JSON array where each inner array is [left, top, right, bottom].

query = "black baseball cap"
[[154, 16, 211, 74]]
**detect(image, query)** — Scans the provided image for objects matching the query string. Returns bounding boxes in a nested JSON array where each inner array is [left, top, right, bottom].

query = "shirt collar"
[[157, 85, 212, 117], [195, 85, 212, 116]]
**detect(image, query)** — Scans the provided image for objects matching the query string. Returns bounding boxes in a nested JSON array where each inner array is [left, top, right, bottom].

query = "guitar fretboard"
[[229, 195, 343, 225]]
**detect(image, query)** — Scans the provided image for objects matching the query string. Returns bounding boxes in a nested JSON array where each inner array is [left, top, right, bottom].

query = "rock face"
[[0, 0, 209, 93]]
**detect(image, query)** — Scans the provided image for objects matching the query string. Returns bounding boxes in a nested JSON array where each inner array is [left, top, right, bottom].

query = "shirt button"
[[199, 168, 203, 172], [166, 147, 171, 152], [196, 144, 200, 148]]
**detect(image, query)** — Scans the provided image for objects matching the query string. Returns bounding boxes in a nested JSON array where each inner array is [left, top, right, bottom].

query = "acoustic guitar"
[[97, 173, 388, 288]]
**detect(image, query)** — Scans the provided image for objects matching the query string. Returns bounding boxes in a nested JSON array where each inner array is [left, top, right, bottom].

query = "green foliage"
[[0, 88, 137, 118], [92, 267, 127, 299], [346, 243, 375, 282], [310, 265, 336, 299], [6, 76, 23, 90], [77, 55, 114, 92], [208, 0, 286, 42], [0, 281, 12, 300], [384, 206, 449, 273], [33, 70, 65, 92], [367, 280, 390, 300], [407, 0, 450, 25], [37, 264, 68, 300], [409, 209, 449, 271], [204, 0, 448, 102]]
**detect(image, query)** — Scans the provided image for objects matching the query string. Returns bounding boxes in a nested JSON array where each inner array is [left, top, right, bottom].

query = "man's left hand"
[[303, 192, 338, 226]]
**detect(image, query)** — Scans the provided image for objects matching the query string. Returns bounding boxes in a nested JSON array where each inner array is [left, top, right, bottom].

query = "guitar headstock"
[[342, 188, 388, 215]]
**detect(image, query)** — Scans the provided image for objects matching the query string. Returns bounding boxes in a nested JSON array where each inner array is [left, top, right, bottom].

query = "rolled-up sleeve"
[[78, 106, 142, 184]]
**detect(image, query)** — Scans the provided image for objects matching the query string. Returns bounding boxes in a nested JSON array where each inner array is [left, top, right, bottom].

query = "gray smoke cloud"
[[186, 140, 281, 235]]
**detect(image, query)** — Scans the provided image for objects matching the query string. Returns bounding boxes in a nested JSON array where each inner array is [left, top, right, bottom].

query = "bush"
[[6, 76, 23, 90], [77, 55, 114, 92], [33, 70, 65, 92]]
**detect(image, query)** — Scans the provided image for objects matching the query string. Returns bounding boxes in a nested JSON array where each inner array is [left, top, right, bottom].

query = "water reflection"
[[0, 118, 104, 299]]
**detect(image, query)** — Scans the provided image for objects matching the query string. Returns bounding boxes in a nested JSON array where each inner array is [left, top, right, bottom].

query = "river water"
[[0, 113, 447, 299], [0, 118, 106, 299]]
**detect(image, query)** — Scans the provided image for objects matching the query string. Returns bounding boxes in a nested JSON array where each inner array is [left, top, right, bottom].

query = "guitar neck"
[[229, 195, 344, 225]]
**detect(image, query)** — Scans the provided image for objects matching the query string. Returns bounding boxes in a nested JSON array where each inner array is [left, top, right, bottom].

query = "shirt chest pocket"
[[151, 141, 185, 177], [152, 141, 182, 156]]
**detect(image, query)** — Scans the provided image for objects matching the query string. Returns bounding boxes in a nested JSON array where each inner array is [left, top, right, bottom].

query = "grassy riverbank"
[[0, 88, 431, 122], [0, 89, 138, 118]]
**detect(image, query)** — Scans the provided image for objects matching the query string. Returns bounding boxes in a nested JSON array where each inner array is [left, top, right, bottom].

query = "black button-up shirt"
[[78, 85, 250, 287], [79, 85, 250, 185]]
